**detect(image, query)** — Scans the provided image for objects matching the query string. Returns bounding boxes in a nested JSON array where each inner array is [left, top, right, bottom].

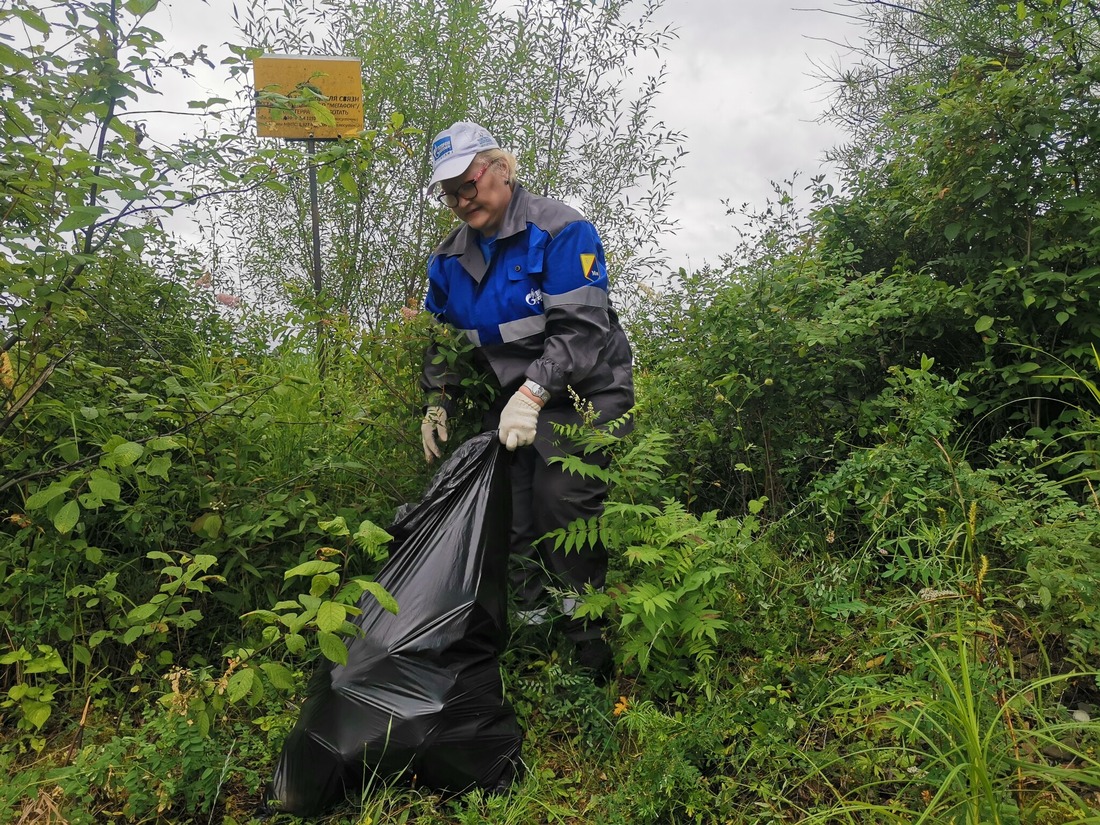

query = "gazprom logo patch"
[[525, 288, 543, 307], [432, 136, 453, 161]]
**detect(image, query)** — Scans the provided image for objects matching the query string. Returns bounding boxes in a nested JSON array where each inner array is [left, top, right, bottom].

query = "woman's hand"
[[421, 406, 448, 462], [498, 391, 541, 451]]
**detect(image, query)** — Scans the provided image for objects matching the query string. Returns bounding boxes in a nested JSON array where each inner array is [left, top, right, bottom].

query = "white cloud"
[[646, 0, 858, 268]]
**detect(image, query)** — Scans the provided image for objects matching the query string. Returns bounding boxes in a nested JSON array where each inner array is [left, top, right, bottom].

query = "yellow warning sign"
[[580, 253, 597, 280], [253, 54, 363, 140]]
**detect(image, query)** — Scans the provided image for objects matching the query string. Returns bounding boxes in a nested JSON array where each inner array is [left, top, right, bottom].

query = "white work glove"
[[498, 391, 541, 451], [421, 405, 448, 463]]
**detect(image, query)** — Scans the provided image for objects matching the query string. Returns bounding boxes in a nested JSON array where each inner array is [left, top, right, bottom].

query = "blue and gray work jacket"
[[421, 184, 634, 457]]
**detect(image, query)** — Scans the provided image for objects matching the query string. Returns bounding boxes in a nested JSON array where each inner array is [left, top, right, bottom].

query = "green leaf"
[[354, 520, 393, 554], [108, 119, 137, 143], [88, 474, 121, 502], [192, 554, 218, 573], [25, 645, 66, 675], [285, 633, 306, 655], [0, 648, 29, 666], [121, 625, 143, 644], [1038, 585, 1051, 608], [306, 101, 337, 127], [318, 516, 350, 536], [0, 42, 35, 73], [227, 667, 256, 703], [318, 631, 348, 666], [241, 608, 282, 623], [338, 169, 358, 197], [360, 580, 399, 614], [22, 700, 52, 730], [111, 441, 144, 467], [974, 316, 994, 333], [26, 482, 71, 510], [8, 7, 51, 34], [316, 601, 346, 633], [191, 513, 222, 539], [53, 500, 80, 534], [260, 662, 296, 690], [56, 206, 108, 232], [124, 0, 159, 15], [310, 572, 339, 597], [145, 455, 172, 479], [59, 440, 79, 462], [127, 603, 159, 623], [944, 222, 961, 241], [284, 560, 339, 580]]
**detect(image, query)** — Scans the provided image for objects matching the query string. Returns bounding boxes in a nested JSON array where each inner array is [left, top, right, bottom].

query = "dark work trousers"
[[508, 444, 611, 643]]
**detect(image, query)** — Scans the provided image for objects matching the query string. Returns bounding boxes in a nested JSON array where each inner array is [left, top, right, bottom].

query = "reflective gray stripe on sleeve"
[[459, 328, 481, 346], [542, 284, 608, 309], [499, 314, 546, 343]]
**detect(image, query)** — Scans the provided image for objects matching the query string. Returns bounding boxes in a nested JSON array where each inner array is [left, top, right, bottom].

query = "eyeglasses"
[[437, 164, 489, 208]]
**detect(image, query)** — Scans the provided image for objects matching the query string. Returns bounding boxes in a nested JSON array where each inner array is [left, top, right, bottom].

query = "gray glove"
[[421, 405, 448, 462], [498, 391, 540, 451]]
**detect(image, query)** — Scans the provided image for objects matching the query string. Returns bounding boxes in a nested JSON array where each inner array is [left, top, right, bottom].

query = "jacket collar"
[[435, 184, 530, 283]]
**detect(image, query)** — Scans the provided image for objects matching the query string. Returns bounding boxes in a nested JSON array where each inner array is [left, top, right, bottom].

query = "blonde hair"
[[476, 148, 517, 188]]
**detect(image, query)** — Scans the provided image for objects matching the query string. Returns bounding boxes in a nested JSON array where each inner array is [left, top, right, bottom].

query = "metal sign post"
[[252, 55, 363, 382]]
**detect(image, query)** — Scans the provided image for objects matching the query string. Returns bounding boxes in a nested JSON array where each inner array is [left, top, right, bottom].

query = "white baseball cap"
[[428, 121, 499, 188]]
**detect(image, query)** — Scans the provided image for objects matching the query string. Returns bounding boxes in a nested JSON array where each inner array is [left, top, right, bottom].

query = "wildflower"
[[194, 271, 213, 288], [400, 295, 421, 322], [613, 695, 629, 716], [216, 292, 241, 308]]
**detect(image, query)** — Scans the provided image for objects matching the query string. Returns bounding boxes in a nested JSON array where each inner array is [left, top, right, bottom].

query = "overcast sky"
[[148, 0, 860, 272], [645, 0, 858, 269]]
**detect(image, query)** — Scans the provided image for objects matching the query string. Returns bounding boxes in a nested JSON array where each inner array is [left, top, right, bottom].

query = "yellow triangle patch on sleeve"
[[580, 253, 597, 280]]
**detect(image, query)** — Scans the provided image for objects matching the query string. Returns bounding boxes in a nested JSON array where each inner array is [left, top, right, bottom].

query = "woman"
[[418, 121, 634, 679]]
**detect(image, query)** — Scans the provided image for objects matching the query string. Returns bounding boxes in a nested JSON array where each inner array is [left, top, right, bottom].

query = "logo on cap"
[[432, 136, 453, 161]]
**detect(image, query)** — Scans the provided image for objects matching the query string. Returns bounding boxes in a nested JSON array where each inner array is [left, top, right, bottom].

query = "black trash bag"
[[266, 432, 522, 817]]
